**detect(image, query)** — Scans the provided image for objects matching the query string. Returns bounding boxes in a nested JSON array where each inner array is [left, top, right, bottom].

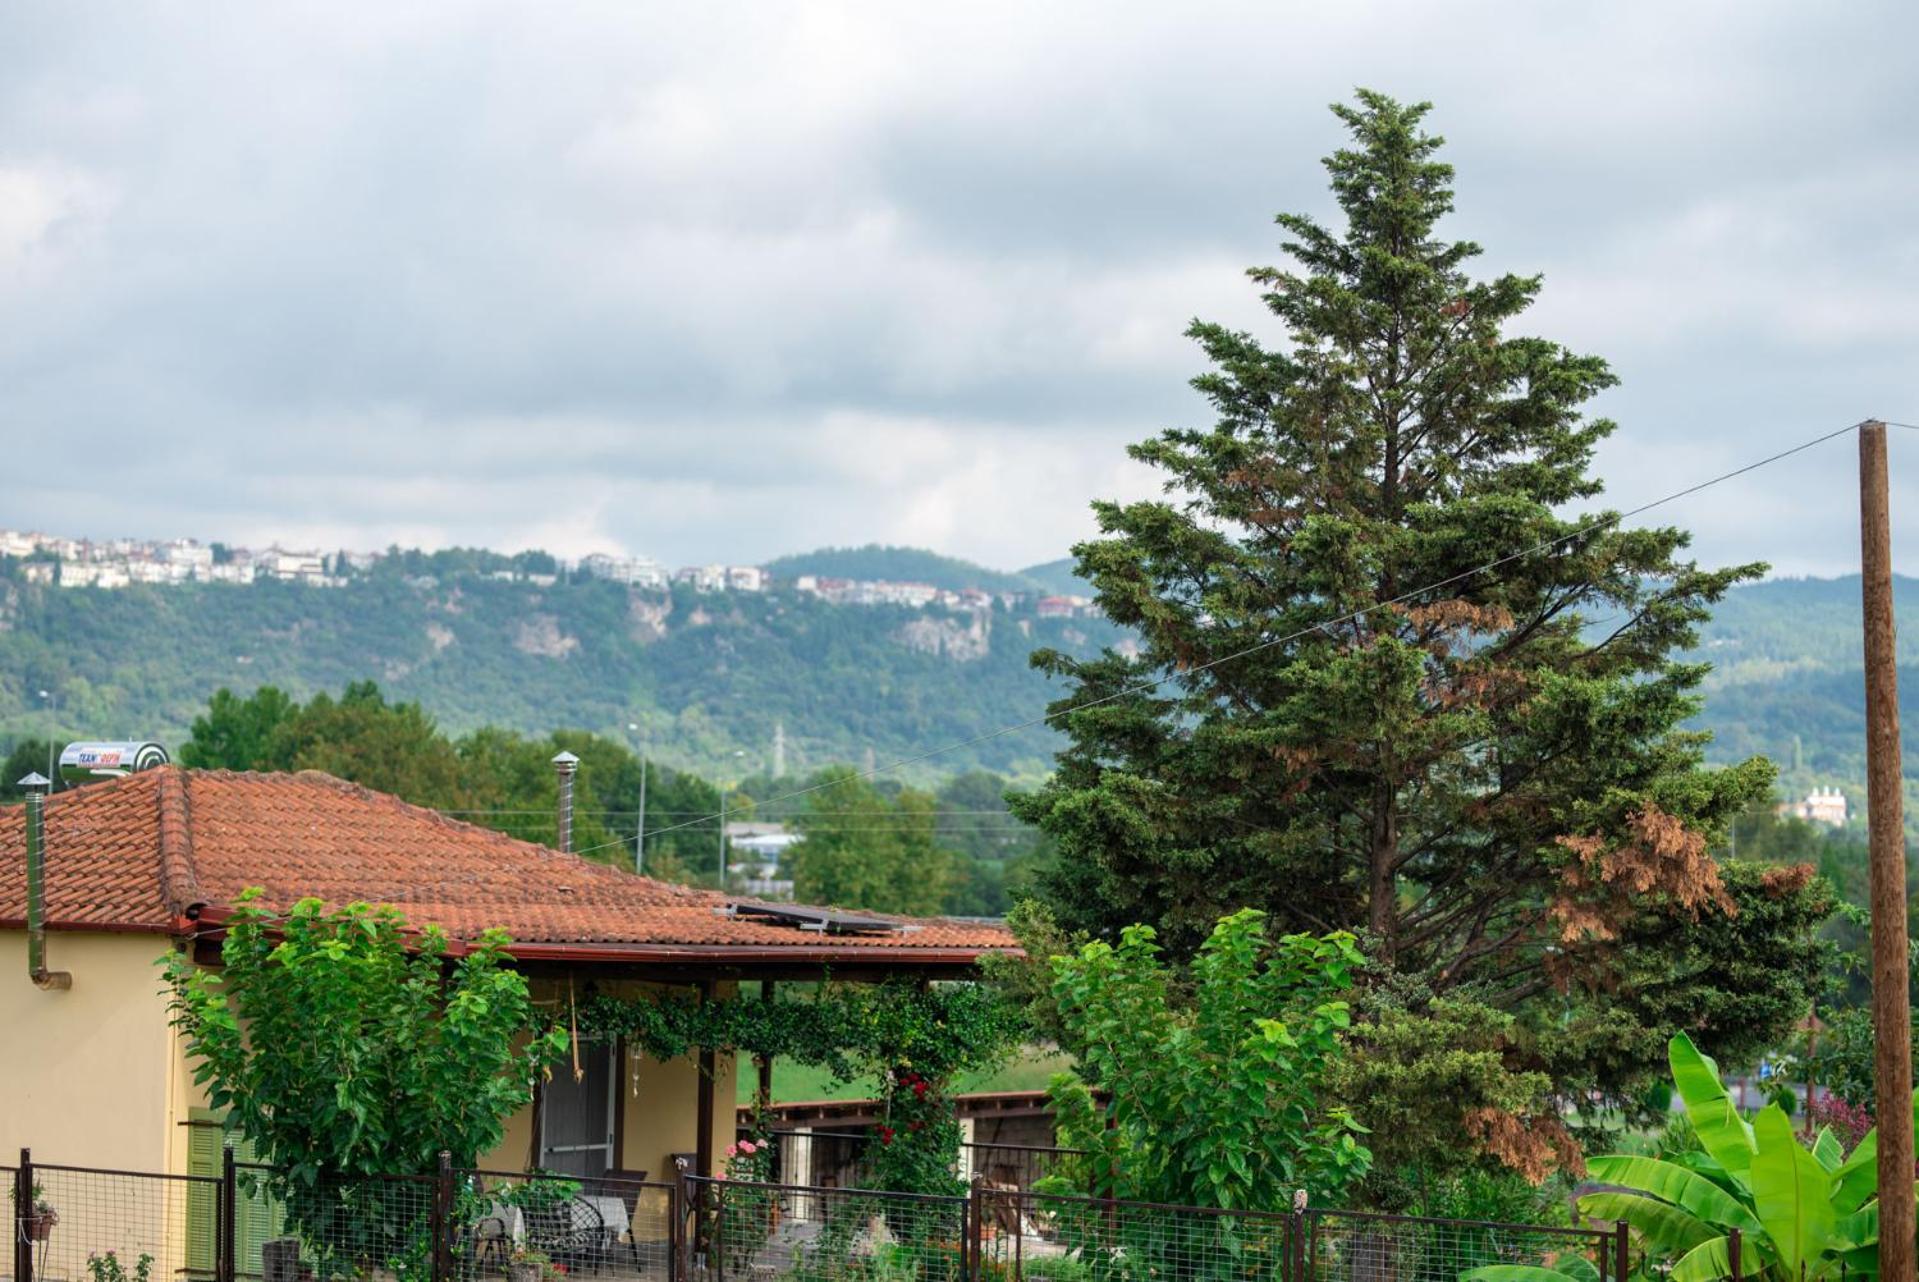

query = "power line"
[[610, 417, 1875, 859]]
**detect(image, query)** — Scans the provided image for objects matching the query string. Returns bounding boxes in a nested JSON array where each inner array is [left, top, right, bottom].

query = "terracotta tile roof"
[[0, 767, 1016, 963]]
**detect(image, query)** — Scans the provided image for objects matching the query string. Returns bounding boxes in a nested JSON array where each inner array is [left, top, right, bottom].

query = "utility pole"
[[635, 755, 647, 875], [1858, 419, 1912, 1282], [628, 722, 646, 876]]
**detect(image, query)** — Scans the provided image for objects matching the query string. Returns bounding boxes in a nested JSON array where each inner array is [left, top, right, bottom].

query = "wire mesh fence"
[[689, 1175, 968, 1282], [231, 1162, 440, 1282], [9, 1151, 1655, 1282], [1304, 1209, 1617, 1282], [975, 1188, 1297, 1282], [18, 1162, 215, 1282], [458, 1169, 679, 1282]]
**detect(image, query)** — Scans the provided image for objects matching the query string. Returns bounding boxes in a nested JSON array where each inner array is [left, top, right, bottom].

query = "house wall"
[[3, 932, 740, 1190], [0, 929, 184, 1171], [479, 979, 740, 1181]]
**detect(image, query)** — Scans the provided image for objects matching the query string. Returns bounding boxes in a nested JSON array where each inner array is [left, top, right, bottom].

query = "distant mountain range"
[[0, 541, 1909, 805], [0, 545, 1114, 782]]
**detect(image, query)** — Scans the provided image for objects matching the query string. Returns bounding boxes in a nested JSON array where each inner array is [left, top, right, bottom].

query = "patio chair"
[[597, 1169, 651, 1269], [528, 1196, 610, 1276]]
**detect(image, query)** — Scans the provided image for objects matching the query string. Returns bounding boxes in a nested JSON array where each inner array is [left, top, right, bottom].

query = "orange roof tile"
[[0, 768, 1016, 964]]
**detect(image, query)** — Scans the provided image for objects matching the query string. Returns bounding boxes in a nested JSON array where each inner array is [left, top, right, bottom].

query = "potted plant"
[[506, 1246, 553, 1282], [27, 1182, 57, 1241]]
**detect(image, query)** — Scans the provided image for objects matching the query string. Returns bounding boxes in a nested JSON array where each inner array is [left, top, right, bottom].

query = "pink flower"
[[739, 1140, 757, 1155], [725, 1143, 739, 1159], [714, 1170, 728, 1181]]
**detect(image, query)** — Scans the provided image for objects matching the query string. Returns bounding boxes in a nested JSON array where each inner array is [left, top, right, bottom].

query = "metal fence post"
[[966, 1183, 981, 1282], [1727, 1226, 1742, 1282], [434, 1151, 454, 1282], [1612, 1220, 1628, 1282], [219, 1146, 238, 1282], [15, 1147, 33, 1282]]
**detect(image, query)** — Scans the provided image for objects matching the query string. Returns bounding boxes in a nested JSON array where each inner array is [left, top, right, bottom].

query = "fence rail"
[[7, 1149, 1701, 1282], [748, 1131, 1084, 1196]]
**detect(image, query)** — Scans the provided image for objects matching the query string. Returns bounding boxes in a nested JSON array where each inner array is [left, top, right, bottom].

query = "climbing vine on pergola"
[[553, 979, 1021, 1196]]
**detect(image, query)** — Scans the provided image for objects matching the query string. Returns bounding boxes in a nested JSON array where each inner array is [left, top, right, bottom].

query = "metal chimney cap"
[[551, 750, 580, 768], [17, 772, 50, 790]]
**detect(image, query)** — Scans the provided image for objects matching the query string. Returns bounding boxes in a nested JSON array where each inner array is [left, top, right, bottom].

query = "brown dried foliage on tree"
[[1462, 1106, 1586, 1184], [1550, 804, 1735, 943]]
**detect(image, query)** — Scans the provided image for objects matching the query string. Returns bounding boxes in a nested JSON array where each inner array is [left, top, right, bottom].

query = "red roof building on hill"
[[1, 766, 1016, 1183]]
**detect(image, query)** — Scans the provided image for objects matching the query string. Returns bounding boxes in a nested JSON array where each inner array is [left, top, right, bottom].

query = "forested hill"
[[1687, 573, 1919, 796], [762, 545, 1040, 593], [0, 556, 1911, 797], [0, 568, 1123, 780]]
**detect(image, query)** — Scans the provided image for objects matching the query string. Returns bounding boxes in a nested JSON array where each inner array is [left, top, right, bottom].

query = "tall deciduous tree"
[[1014, 91, 1827, 1097], [788, 767, 953, 915]]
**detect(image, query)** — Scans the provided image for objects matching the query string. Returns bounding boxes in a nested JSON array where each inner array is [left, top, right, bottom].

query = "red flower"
[[911, 1081, 929, 1098]]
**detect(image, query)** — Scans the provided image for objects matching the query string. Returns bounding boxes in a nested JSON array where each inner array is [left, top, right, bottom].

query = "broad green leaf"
[[1544, 1252, 1601, 1282], [1586, 1155, 1760, 1232], [1576, 1193, 1715, 1254], [1835, 1090, 1919, 1214], [1749, 1104, 1835, 1278], [1667, 1235, 1732, 1282], [1832, 1129, 1877, 1213], [1834, 1200, 1878, 1250], [1460, 1268, 1585, 1282], [1668, 1034, 1755, 1175], [1811, 1127, 1843, 1172]]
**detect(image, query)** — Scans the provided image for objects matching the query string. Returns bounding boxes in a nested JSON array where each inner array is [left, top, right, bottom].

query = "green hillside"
[[1015, 558, 1090, 597], [0, 563, 1119, 782], [1, 554, 1908, 810], [761, 545, 1039, 593], [1686, 574, 1919, 810]]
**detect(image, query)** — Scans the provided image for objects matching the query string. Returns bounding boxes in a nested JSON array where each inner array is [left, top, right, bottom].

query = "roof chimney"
[[552, 751, 580, 853], [19, 772, 71, 991]]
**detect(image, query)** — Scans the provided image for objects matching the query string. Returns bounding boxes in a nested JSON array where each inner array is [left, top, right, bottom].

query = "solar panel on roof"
[[728, 902, 904, 936]]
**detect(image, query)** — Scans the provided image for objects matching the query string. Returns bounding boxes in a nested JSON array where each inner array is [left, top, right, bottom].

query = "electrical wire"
[[583, 417, 1877, 862]]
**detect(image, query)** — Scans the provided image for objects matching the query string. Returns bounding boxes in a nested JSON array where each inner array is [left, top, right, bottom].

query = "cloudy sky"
[[0, 2, 1914, 575]]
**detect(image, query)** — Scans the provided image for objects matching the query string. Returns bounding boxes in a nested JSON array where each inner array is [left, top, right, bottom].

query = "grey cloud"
[[0, 0, 1915, 574]]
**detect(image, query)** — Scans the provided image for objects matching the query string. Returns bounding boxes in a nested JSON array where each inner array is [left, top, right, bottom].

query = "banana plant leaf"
[[1461, 1263, 1597, 1282], [1668, 1234, 1733, 1282], [1749, 1104, 1835, 1280], [1585, 1155, 1761, 1232], [1669, 1034, 1756, 1175], [1811, 1127, 1844, 1172], [1576, 1193, 1716, 1255]]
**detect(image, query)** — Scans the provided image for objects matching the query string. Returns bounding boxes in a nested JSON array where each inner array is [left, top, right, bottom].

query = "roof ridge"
[[192, 766, 718, 902], [156, 766, 203, 915]]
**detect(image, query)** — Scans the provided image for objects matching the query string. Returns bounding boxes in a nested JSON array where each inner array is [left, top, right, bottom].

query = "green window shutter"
[[185, 1110, 222, 1277], [234, 1130, 287, 1278]]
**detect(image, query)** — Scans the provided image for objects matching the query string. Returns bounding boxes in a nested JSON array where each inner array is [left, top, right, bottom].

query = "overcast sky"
[[0, 2, 1914, 575]]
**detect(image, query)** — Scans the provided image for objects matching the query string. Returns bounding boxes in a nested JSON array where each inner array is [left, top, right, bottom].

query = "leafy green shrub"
[[1044, 909, 1371, 1212], [166, 894, 565, 1278]]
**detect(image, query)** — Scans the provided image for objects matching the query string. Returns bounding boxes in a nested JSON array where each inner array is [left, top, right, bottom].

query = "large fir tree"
[[1014, 92, 1828, 1098]]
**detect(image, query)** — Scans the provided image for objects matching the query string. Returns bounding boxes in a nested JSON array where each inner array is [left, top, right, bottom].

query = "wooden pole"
[[696, 980, 718, 1179], [1860, 419, 1913, 1282]]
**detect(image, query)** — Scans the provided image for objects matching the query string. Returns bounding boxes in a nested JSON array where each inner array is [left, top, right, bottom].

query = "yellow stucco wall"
[[5, 933, 738, 1192], [479, 979, 739, 1180], [0, 930, 185, 1171]]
